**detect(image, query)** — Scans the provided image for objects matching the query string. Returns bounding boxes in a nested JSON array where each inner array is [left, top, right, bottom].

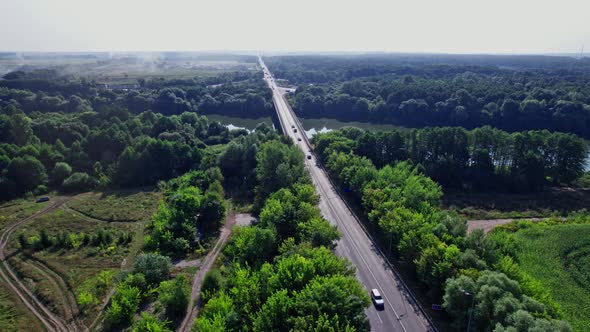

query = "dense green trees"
[[145, 173, 226, 256], [314, 126, 586, 192], [0, 64, 274, 201], [195, 139, 367, 331], [265, 54, 590, 139], [314, 130, 572, 331]]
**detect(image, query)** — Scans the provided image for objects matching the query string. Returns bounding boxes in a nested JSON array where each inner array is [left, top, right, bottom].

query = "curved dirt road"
[[0, 197, 76, 332]]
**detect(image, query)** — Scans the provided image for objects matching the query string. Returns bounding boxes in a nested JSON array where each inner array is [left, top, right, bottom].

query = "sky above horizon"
[[1, 0, 589, 54]]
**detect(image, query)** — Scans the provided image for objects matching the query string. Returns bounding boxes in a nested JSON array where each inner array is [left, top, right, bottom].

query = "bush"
[[132, 312, 171, 332], [133, 253, 171, 286], [201, 268, 223, 301], [106, 284, 142, 326], [157, 275, 190, 318], [61, 172, 97, 192]]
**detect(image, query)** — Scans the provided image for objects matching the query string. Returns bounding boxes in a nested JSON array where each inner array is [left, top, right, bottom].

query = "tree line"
[[0, 70, 273, 118], [313, 134, 572, 331], [265, 54, 590, 139], [313, 126, 587, 192]]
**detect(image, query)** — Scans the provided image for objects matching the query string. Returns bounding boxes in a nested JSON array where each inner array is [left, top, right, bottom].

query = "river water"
[[206, 114, 590, 170]]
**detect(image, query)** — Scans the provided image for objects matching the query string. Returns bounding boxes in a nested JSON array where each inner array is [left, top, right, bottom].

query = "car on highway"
[[297, 137, 302, 141], [371, 288, 384, 309], [36, 196, 50, 203], [294, 128, 297, 133], [291, 125, 295, 128], [307, 154, 312, 160]]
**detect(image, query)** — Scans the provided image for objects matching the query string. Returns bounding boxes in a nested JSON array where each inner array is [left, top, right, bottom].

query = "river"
[[206, 114, 590, 170]]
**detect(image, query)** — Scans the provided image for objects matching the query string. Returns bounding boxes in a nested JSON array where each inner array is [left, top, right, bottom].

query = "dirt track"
[[0, 196, 90, 332], [466, 217, 545, 234], [177, 212, 235, 332], [0, 197, 75, 331]]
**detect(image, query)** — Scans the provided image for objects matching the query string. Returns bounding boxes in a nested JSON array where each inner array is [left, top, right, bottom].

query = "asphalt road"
[[260, 57, 435, 332]]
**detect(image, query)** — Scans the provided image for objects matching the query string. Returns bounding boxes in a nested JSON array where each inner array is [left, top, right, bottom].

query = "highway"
[[259, 57, 435, 332]]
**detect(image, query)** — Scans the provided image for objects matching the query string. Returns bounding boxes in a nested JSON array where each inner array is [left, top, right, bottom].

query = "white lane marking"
[[319, 178, 409, 332]]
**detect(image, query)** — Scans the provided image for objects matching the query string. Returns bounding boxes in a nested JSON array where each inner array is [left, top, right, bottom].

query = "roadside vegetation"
[[195, 138, 368, 331], [314, 129, 573, 331]]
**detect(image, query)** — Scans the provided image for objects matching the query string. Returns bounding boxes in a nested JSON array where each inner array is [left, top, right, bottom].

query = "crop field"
[[508, 224, 590, 331]]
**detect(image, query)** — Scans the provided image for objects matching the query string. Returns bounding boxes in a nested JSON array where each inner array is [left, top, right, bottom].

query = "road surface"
[[260, 57, 435, 332]]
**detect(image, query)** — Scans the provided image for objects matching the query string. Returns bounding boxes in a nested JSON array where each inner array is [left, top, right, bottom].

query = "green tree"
[[106, 284, 142, 326], [158, 275, 190, 318], [133, 253, 171, 286], [6, 156, 47, 194], [132, 312, 172, 332]]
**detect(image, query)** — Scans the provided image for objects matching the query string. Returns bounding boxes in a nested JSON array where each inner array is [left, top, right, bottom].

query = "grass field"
[[0, 283, 43, 332], [509, 224, 590, 331], [0, 198, 50, 230], [2, 189, 161, 327], [67, 189, 161, 222]]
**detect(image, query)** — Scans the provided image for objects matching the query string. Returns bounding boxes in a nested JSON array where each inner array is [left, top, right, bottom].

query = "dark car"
[[36, 196, 50, 203], [297, 137, 302, 141], [307, 154, 312, 160]]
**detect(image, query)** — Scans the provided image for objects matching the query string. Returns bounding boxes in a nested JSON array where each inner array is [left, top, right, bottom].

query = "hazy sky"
[[1, 0, 589, 54]]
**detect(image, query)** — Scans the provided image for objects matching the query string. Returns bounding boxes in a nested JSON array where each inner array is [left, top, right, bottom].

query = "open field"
[[0, 199, 51, 231], [0, 189, 161, 328], [444, 187, 590, 219], [500, 224, 590, 331], [66, 189, 161, 222], [0, 282, 43, 332], [0, 53, 259, 84]]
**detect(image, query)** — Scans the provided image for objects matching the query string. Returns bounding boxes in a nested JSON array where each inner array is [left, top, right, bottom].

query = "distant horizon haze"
[[1, 0, 589, 54]]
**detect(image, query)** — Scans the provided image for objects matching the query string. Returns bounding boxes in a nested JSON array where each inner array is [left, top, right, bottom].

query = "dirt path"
[[466, 217, 546, 234], [0, 197, 73, 332], [177, 212, 236, 332], [25, 254, 86, 331]]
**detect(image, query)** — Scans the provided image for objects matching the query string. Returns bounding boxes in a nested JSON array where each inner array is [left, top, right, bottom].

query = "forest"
[[0, 65, 275, 201], [264, 54, 590, 138], [313, 130, 573, 331], [313, 126, 587, 191]]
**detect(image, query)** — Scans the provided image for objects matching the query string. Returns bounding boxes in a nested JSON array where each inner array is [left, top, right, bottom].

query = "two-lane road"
[[260, 57, 435, 332]]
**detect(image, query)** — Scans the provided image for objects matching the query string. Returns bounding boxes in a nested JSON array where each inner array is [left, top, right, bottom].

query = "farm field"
[[506, 224, 590, 331]]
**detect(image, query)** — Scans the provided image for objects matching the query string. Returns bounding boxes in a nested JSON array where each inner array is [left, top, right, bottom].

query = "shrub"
[[61, 172, 98, 192]]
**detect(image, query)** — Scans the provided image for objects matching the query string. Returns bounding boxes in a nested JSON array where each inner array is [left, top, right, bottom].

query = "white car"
[[371, 288, 384, 309]]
